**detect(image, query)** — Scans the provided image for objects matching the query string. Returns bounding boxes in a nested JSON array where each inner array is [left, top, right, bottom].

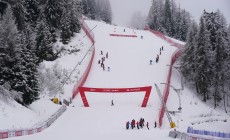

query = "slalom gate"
[[79, 86, 152, 107]]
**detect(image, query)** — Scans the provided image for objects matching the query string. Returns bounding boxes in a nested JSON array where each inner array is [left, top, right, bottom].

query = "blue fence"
[[187, 127, 230, 139]]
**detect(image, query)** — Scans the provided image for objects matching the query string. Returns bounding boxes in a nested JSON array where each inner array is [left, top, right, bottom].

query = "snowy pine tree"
[[195, 17, 212, 102], [44, 0, 62, 29], [60, 8, 72, 44], [35, 17, 54, 63], [95, 0, 112, 24], [0, 6, 38, 105], [24, 0, 40, 28], [11, 0, 27, 31], [69, 0, 82, 34], [18, 25, 39, 105], [164, 0, 173, 36], [147, 0, 165, 33], [0, 6, 23, 101], [83, 0, 96, 20], [180, 20, 198, 83]]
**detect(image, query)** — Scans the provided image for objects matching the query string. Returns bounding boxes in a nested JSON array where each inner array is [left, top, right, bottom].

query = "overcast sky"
[[109, 0, 230, 27]]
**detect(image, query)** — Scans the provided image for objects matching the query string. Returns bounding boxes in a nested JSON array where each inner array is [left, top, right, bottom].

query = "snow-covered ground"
[[0, 27, 92, 130], [1, 20, 230, 140]]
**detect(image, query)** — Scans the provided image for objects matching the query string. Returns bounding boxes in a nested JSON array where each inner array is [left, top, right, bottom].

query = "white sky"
[[109, 0, 230, 27]]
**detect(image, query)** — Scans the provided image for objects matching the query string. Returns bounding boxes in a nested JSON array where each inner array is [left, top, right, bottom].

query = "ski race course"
[[4, 20, 230, 140]]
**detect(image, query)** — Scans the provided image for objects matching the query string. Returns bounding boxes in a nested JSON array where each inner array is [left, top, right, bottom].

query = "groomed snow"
[[2, 20, 230, 140]]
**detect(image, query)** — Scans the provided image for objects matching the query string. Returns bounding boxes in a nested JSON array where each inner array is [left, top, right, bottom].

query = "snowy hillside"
[[1, 20, 230, 140]]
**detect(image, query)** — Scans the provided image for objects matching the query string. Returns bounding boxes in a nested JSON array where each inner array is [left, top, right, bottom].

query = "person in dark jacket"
[[126, 121, 130, 129], [154, 121, 157, 128], [146, 122, 149, 130]]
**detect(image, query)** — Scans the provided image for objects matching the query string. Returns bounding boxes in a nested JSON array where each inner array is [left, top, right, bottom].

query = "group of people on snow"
[[126, 118, 151, 130], [150, 46, 164, 65], [98, 50, 110, 71]]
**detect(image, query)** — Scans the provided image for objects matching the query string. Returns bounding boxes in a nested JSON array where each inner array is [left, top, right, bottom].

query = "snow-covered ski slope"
[[7, 20, 230, 140]]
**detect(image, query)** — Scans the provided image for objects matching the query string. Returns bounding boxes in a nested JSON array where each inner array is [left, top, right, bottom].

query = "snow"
[[1, 20, 230, 140]]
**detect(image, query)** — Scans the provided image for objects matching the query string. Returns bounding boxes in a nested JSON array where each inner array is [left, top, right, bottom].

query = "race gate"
[[79, 86, 152, 107]]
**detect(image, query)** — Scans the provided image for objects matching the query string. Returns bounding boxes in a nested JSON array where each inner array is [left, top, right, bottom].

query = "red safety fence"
[[145, 27, 184, 127], [79, 86, 152, 107], [110, 34, 137, 37], [0, 105, 67, 139], [72, 20, 95, 99], [81, 19, 95, 44], [144, 27, 183, 49]]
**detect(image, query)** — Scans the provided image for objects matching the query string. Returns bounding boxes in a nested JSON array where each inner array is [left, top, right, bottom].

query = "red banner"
[[109, 34, 137, 37]]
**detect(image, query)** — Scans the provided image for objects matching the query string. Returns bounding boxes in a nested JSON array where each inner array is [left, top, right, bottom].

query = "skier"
[[146, 122, 149, 130], [101, 50, 103, 55], [162, 46, 163, 50], [139, 118, 144, 128], [126, 121, 130, 129], [150, 60, 152, 65], [154, 121, 157, 128], [108, 67, 110, 72], [141, 36, 143, 39], [124, 29, 125, 32], [101, 62, 104, 67], [106, 52, 108, 58], [136, 121, 139, 129], [131, 119, 135, 129], [111, 100, 114, 106], [98, 60, 100, 64]]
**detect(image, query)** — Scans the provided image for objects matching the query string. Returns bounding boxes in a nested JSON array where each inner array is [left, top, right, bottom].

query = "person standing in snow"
[[108, 67, 110, 72], [106, 52, 108, 59], [162, 46, 163, 50], [126, 121, 130, 129], [154, 121, 157, 128], [131, 119, 135, 129], [111, 100, 114, 106], [146, 122, 149, 130], [101, 50, 103, 55], [98, 60, 100, 64], [150, 60, 152, 65], [103, 64, 105, 71], [136, 121, 139, 129]]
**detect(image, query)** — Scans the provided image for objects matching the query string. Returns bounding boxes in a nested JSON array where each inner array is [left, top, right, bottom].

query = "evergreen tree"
[[35, 17, 54, 63], [174, 7, 183, 40], [44, 0, 62, 29], [18, 25, 39, 105], [147, 0, 165, 33], [195, 17, 212, 102], [164, 0, 173, 36], [11, 0, 27, 31], [69, 0, 83, 35], [180, 20, 198, 83], [24, 0, 40, 28], [95, 0, 112, 24], [82, 0, 96, 20], [60, 8, 72, 44], [0, 6, 37, 105]]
